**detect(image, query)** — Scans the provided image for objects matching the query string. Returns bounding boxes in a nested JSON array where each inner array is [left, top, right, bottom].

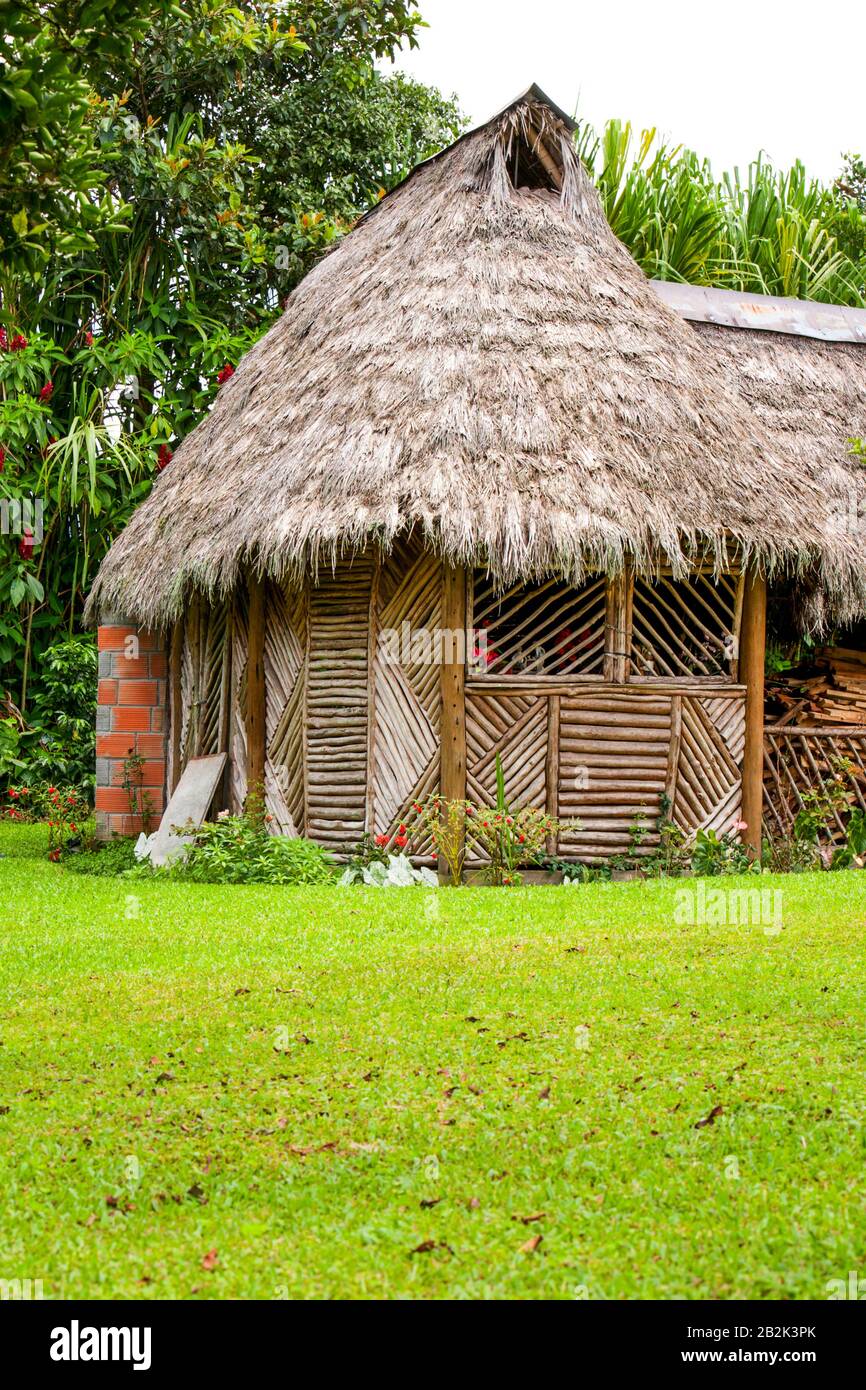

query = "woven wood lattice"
[[631, 572, 739, 678], [763, 727, 866, 846], [470, 572, 606, 677]]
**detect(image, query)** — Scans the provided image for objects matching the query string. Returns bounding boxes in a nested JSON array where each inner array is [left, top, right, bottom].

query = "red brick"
[[111, 652, 150, 679], [150, 708, 165, 732], [149, 652, 167, 678], [117, 680, 158, 706], [111, 706, 152, 733], [110, 759, 164, 789], [95, 787, 134, 814], [98, 625, 136, 652], [138, 631, 161, 652], [96, 734, 137, 758], [98, 678, 118, 705], [135, 733, 166, 759]]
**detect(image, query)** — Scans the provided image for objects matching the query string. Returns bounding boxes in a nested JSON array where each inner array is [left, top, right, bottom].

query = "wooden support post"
[[245, 572, 266, 804], [603, 565, 633, 683], [546, 694, 560, 856], [739, 568, 767, 858], [440, 563, 467, 883], [169, 619, 184, 793]]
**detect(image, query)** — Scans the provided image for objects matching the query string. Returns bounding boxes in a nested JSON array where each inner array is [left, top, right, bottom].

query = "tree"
[[0, 3, 463, 715]]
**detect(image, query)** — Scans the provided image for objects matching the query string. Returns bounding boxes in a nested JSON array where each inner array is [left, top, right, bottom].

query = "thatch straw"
[[86, 86, 866, 630]]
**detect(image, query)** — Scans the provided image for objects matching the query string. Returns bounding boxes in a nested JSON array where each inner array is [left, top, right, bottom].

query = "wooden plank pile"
[[765, 647, 866, 728]]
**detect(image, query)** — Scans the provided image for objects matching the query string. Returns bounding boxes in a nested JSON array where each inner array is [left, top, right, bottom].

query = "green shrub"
[[162, 813, 336, 885], [62, 835, 138, 877], [16, 637, 97, 798]]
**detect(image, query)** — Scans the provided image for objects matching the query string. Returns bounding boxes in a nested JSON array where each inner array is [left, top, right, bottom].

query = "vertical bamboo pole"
[[545, 694, 560, 856], [739, 568, 767, 858], [169, 619, 184, 793], [440, 562, 467, 884], [245, 572, 267, 805]]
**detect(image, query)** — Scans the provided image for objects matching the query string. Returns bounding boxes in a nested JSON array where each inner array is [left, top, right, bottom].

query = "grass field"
[[1, 822, 865, 1300]]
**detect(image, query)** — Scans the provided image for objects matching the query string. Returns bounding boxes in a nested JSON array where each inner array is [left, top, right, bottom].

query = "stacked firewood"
[[765, 647, 866, 727]]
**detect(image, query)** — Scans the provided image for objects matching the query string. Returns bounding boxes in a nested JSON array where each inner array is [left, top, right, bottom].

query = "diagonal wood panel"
[[264, 580, 306, 834], [466, 693, 548, 807], [371, 545, 441, 845], [673, 695, 744, 834]]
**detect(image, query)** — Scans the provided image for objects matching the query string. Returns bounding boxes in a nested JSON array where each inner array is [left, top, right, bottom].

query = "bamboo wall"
[[168, 539, 751, 862]]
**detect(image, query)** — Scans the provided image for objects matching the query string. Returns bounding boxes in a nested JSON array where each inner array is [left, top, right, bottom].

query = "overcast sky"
[[392, 1, 863, 182]]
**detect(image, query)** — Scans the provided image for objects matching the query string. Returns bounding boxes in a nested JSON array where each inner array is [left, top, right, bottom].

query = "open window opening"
[[630, 571, 740, 679], [470, 571, 606, 677]]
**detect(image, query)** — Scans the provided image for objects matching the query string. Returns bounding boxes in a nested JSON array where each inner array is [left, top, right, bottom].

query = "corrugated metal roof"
[[651, 279, 866, 345]]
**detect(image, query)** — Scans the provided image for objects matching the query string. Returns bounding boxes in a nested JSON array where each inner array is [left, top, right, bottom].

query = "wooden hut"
[[87, 87, 866, 870]]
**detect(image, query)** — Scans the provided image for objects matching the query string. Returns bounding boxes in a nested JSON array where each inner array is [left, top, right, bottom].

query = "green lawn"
[[1, 823, 865, 1300]]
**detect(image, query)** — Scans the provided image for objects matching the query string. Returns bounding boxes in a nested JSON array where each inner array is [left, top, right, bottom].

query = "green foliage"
[[61, 833, 139, 877], [577, 119, 866, 306], [339, 852, 437, 887], [18, 636, 97, 791], [160, 811, 336, 884], [1, 2, 462, 715], [691, 826, 755, 877]]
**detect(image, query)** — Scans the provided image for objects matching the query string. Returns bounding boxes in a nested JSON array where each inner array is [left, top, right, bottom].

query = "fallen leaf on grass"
[[201, 1248, 218, 1272], [695, 1104, 724, 1129], [420, 1197, 440, 1209], [520, 1234, 543, 1253], [513, 1211, 546, 1225], [409, 1239, 453, 1256]]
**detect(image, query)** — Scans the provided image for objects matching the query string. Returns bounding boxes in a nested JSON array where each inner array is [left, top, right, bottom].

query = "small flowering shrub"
[[6, 781, 90, 859], [467, 803, 559, 886], [414, 797, 464, 882]]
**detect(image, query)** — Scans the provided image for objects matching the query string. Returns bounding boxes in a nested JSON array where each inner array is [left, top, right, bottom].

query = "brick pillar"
[[95, 621, 168, 839]]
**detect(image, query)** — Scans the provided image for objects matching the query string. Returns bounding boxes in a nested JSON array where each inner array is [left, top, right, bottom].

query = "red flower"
[[157, 444, 173, 471], [431, 852, 438, 861], [39, 381, 53, 402], [0, 445, 5, 473], [18, 528, 34, 560], [518, 833, 526, 844], [216, 363, 235, 386], [8, 789, 18, 800], [374, 833, 389, 847], [412, 802, 422, 813], [48, 848, 61, 863], [85, 331, 94, 347], [9, 334, 27, 352], [0, 327, 6, 351], [69, 822, 76, 832], [394, 834, 408, 849]]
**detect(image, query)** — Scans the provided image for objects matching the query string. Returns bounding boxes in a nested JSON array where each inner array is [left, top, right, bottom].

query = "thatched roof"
[[87, 85, 866, 629]]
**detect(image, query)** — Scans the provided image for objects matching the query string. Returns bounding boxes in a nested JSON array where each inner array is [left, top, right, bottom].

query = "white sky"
[[392, 0, 864, 182]]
